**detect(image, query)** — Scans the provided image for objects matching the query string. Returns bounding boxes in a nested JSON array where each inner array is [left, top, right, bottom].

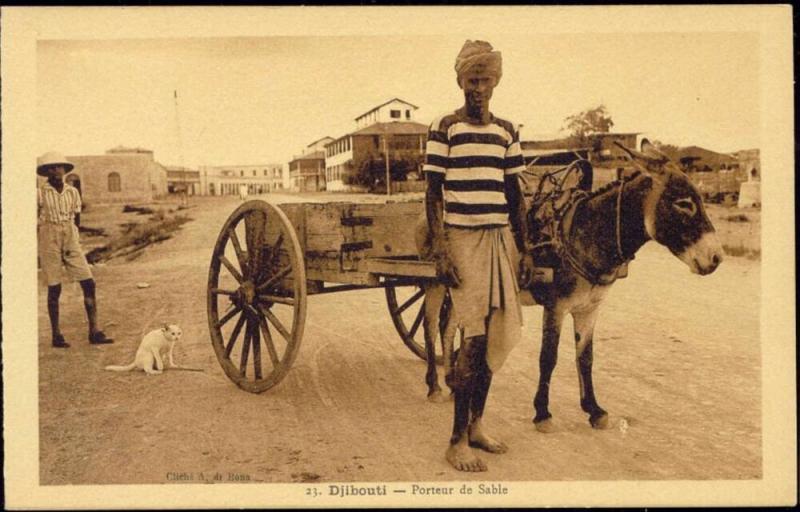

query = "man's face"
[[460, 67, 497, 112], [47, 166, 66, 184]]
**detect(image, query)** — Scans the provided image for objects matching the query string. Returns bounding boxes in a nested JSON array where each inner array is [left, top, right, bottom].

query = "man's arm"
[[504, 123, 534, 288], [74, 190, 82, 227], [504, 173, 527, 254], [505, 173, 533, 288]]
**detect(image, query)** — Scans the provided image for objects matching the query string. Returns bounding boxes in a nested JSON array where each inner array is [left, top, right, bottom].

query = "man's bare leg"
[[445, 335, 487, 472], [468, 368, 507, 453], [469, 310, 507, 453]]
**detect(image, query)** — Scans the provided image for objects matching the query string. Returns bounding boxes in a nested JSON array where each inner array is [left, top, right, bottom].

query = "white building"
[[354, 98, 419, 129], [198, 163, 286, 196], [325, 99, 426, 192]]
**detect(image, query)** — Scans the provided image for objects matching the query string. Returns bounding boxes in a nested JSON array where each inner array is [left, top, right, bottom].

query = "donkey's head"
[[617, 139, 723, 275]]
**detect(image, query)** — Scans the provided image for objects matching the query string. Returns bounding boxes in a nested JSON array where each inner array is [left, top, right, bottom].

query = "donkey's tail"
[[105, 362, 137, 372]]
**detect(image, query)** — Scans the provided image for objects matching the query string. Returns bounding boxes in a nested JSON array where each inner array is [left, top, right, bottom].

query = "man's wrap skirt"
[[445, 224, 523, 372]]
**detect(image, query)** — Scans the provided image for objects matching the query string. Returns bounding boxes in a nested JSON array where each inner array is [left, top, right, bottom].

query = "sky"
[[37, 32, 760, 168]]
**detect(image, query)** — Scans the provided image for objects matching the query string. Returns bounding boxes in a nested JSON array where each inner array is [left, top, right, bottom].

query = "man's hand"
[[518, 252, 534, 289], [435, 250, 462, 288]]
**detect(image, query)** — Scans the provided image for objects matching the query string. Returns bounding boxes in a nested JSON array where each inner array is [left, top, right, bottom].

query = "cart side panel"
[[278, 200, 424, 284], [341, 202, 423, 258]]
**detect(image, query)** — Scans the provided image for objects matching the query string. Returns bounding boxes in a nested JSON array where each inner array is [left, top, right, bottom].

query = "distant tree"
[[562, 105, 614, 147], [350, 153, 423, 192]]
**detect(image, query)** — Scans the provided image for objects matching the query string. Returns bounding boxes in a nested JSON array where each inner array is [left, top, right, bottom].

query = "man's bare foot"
[[468, 420, 508, 453], [446, 443, 487, 472]]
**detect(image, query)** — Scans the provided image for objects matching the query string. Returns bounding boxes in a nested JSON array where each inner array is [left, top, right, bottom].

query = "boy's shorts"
[[38, 222, 93, 286]]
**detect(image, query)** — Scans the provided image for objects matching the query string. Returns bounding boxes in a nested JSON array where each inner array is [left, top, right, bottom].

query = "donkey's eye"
[[672, 198, 697, 217]]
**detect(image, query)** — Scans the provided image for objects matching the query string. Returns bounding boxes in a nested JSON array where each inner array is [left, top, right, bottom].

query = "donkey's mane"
[[583, 170, 643, 202]]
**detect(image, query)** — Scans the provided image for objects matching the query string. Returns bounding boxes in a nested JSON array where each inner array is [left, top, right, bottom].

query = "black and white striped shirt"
[[38, 182, 81, 224], [423, 111, 525, 227]]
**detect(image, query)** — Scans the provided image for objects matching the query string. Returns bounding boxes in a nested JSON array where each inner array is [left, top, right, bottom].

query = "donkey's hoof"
[[534, 418, 556, 433], [427, 389, 448, 403], [590, 413, 610, 429]]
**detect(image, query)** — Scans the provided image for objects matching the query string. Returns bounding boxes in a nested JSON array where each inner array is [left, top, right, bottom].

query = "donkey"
[[418, 139, 723, 432], [528, 139, 723, 431]]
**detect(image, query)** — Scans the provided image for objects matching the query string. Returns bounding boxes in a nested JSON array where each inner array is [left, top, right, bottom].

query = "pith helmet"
[[37, 151, 74, 176]]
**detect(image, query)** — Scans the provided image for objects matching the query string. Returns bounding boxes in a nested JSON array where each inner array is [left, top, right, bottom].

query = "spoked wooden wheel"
[[386, 284, 455, 365], [208, 200, 306, 393]]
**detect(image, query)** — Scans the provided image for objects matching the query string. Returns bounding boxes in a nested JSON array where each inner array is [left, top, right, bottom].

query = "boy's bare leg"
[[81, 279, 113, 343], [79, 279, 98, 335], [47, 284, 68, 347]]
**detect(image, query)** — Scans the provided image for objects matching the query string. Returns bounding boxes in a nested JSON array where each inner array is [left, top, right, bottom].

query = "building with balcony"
[[324, 98, 427, 192], [354, 98, 418, 129], [289, 151, 326, 192], [198, 163, 286, 196], [165, 165, 201, 195]]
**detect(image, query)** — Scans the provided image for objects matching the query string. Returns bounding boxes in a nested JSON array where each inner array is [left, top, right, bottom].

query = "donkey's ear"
[[614, 141, 654, 173], [640, 139, 669, 163], [614, 140, 639, 160]]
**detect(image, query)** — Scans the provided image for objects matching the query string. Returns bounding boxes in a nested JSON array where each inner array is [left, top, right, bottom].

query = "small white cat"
[[105, 324, 183, 375]]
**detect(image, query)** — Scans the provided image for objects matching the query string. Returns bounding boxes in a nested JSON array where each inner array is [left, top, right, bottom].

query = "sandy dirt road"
[[38, 194, 761, 485]]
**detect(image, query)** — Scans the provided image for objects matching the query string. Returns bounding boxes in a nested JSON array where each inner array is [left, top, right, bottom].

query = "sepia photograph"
[[2, 5, 795, 509]]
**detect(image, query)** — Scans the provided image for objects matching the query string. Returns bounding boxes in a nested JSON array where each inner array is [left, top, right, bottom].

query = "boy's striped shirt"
[[38, 182, 81, 224], [423, 111, 525, 227]]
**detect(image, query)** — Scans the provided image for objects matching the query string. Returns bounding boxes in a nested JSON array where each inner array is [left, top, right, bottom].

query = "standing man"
[[37, 151, 114, 348], [423, 40, 533, 472]]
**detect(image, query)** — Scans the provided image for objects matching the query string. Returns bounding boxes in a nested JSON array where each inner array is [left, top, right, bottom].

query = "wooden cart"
[[207, 198, 439, 393]]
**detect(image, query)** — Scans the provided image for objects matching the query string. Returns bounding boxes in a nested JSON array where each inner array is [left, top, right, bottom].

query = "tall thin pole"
[[173, 89, 188, 203], [383, 133, 391, 196]]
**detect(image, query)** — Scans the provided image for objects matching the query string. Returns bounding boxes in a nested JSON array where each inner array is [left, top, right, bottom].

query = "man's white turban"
[[454, 40, 503, 84]]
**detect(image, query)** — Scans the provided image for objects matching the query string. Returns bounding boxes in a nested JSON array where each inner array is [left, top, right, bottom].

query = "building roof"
[[354, 98, 419, 121], [290, 150, 326, 162], [588, 132, 642, 137], [306, 136, 334, 148], [106, 145, 154, 154], [352, 121, 428, 137]]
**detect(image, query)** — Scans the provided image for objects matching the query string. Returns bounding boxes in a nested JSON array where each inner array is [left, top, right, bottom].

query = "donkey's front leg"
[[533, 306, 564, 433], [439, 291, 457, 398], [424, 284, 447, 401], [572, 306, 609, 429]]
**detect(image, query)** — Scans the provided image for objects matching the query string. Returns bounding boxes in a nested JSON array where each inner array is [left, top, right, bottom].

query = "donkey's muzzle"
[[682, 231, 723, 275]]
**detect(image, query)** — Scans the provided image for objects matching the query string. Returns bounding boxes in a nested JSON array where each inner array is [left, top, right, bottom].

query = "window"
[[264, 169, 268, 176], [108, 172, 121, 192], [405, 110, 411, 119], [390, 109, 401, 119], [240, 170, 244, 177]]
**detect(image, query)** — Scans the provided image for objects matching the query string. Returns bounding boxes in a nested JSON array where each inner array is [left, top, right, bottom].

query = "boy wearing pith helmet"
[[423, 40, 534, 472], [37, 151, 114, 348]]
